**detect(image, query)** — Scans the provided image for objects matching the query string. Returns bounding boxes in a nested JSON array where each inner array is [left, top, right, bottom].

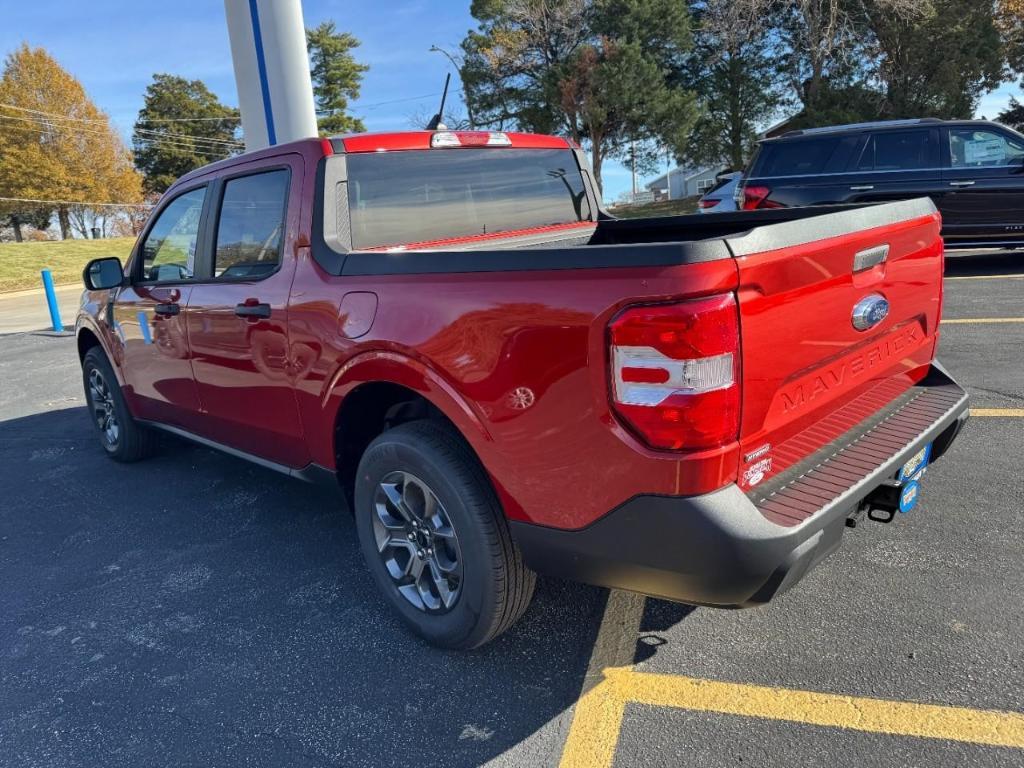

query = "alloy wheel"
[[87, 367, 120, 448], [372, 470, 463, 613]]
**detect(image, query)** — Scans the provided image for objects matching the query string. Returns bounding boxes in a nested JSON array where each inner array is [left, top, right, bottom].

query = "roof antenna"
[[426, 73, 451, 131]]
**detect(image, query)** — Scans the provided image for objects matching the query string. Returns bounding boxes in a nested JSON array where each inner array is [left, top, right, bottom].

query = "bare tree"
[[770, 0, 926, 110]]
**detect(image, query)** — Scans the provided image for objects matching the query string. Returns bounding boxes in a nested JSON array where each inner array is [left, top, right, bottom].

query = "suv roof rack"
[[780, 117, 945, 139]]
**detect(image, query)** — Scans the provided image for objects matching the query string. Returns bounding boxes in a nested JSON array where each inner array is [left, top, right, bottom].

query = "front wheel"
[[81, 347, 157, 462], [354, 421, 536, 649]]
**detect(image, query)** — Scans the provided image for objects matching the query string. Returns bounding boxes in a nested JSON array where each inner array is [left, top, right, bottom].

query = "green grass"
[[608, 197, 700, 219], [0, 237, 135, 293]]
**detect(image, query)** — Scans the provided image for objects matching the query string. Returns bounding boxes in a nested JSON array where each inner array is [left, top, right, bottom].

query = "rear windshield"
[[346, 148, 592, 249], [749, 136, 864, 178]]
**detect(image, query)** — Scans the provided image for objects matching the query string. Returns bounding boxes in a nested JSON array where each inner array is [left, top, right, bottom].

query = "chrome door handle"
[[949, 180, 976, 187], [849, 185, 874, 191]]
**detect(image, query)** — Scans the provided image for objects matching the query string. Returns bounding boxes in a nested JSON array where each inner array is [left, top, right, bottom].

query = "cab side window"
[[139, 187, 206, 283], [949, 128, 1024, 168], [212, 170, 290, 280]]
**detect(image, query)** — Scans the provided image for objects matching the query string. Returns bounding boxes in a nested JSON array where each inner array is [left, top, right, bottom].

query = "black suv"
[[737, 118, 1024, 249]]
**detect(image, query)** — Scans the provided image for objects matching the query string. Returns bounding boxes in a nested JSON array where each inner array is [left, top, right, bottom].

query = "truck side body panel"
[[287, 257, 740, 528]]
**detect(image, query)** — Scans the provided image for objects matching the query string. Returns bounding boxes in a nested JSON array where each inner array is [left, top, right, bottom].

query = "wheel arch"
[[77, 326, 103, 361], [325, 352, 510, 513]]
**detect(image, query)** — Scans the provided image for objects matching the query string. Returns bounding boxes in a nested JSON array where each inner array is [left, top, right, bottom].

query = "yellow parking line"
[[941, 318, 1024, 324], [560, 590, 645, 768], [942, 274, 1024, 280], [971, 408, 1024, 417], [560, 591, 1024, 767], [616, 670, 1024, 749]]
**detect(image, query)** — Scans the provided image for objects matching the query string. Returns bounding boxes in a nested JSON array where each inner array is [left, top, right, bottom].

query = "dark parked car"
[[737, 118, 1024, 249]]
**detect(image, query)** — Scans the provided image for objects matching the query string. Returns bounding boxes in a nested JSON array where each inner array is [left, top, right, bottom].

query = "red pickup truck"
[[77, 130, 969, 649]]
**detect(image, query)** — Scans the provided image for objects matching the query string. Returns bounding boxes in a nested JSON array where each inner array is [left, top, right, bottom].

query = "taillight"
[[698, 198, 720, 209], [609, 295, 740, 451], [741, 185, 780, 210]]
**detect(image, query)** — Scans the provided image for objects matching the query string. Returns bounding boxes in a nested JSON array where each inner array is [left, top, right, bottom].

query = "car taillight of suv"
[[741, 185, 782, 210]]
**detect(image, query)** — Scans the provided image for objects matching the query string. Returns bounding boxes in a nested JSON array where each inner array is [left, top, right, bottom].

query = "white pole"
[[224, 0, 319, 152]]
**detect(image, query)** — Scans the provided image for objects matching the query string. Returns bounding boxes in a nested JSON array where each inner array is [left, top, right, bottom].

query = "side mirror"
[[83, 257, 125, 291]]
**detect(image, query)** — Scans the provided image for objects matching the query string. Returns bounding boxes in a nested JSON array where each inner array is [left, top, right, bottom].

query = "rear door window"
[[346, 148, 592, 249], [212, 169, 290, 280], [855, 130, 935, 171], [949, 127, 1024, 168]]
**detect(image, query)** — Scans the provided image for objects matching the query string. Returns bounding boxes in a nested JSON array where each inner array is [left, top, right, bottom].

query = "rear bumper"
[[510, 362, 969, 608]]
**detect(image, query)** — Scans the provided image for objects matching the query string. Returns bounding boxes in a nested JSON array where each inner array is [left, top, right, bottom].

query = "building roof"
[[645, 165, 723, 190]]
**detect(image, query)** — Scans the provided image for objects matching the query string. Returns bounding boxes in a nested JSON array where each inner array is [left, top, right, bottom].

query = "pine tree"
[[307, 22, 369, 136]]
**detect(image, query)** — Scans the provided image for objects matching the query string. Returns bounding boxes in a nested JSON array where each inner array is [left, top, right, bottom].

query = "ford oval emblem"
[[852, 294, 890, 331]]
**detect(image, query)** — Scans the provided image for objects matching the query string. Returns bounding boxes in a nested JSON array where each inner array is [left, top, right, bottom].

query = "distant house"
[[645, 165, 726, 200], [760, 114, 803, 139]]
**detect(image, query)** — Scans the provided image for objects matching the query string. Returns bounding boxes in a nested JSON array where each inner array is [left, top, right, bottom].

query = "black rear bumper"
[[510, 362, 969, 608]]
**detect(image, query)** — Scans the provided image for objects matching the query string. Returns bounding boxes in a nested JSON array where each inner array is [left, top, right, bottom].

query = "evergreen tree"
[[132, 74, 240, 194], [306, 22, 369, 136]]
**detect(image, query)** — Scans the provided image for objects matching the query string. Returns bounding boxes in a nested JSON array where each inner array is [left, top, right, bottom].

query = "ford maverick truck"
[[77, 130, 969, 648]]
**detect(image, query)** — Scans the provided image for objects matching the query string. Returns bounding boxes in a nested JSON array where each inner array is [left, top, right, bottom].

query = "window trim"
[[202, 164, 293, 284], [131, 182, 211, 287]]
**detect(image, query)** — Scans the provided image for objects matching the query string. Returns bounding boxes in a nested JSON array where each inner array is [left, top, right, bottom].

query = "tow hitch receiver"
[[865, 480, 903, 523], [862, 442, 933, 523]]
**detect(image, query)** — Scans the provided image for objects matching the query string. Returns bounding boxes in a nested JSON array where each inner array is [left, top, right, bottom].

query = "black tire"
[[81, 347, 157, 462], [354, 420, 536, 649]]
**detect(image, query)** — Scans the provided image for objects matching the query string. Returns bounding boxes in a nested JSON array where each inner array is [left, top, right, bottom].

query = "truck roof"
[[176, 131, 573, 185]]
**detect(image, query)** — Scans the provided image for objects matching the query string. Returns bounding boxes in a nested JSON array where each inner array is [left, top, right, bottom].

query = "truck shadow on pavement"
[[0, 405, 693, 767]]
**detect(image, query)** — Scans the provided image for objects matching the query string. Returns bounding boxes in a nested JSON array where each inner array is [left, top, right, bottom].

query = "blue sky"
[[2, 0, 1020, 202]]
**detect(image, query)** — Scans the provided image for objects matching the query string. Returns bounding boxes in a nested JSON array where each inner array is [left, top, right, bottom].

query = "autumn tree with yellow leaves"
[[0, 44, 142, 240]]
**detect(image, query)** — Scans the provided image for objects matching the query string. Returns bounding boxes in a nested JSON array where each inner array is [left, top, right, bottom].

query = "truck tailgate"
[[729, 199, 944, 494]]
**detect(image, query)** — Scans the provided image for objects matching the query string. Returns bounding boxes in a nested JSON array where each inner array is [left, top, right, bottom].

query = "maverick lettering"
[[781, 325, 921, 414]]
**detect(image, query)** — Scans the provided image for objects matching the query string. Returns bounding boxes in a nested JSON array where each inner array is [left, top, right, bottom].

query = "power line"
[[0, 102, 110, 124], [0, 196, 153, 208], [1, 111, 242, 149], [136, 115, 240, 123], [2, 116, 240, 155], [133, 127, 243, 147]]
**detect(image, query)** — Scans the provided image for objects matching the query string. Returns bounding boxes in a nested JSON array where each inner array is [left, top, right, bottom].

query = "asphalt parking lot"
[[1, 250, 1022, 767]]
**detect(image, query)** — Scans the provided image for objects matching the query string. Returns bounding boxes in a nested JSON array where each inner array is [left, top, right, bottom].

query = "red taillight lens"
[[742, 185, 780, 210], [698, 198, 720, 209], [609, 295, 740, 451]]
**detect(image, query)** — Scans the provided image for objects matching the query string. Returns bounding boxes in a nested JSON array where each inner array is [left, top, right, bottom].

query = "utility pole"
[[630, 139, 637, 200]]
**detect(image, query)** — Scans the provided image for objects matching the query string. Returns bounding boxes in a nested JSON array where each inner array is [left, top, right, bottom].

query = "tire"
[[81, 347, 157, 462], [354, 420, 536, 649]]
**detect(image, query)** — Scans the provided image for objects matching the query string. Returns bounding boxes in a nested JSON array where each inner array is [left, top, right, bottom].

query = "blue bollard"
[[41, 269, 64, 332]]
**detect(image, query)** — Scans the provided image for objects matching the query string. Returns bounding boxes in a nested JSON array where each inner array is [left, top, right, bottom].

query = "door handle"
[[849, 185, 874, 191], [949, 180, 976, 187], [153, 303, 180, 317], [234, 301, 272, 319]]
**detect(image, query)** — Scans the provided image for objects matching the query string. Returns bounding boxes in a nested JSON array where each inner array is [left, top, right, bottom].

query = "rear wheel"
[[354, 421, 535, 649], [81, 347, 157, 462]]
